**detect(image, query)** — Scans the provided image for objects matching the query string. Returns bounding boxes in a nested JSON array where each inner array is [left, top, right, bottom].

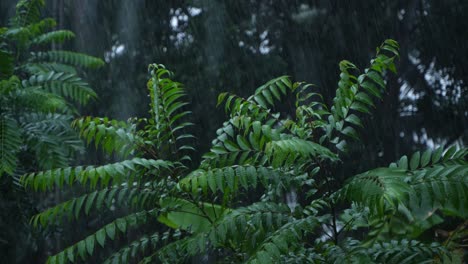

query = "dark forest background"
[[1, 0, 466, 262]]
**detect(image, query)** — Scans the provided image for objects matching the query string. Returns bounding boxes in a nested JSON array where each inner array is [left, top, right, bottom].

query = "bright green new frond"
[[32, 50, 105, 69], [0, 116, 22, 177]]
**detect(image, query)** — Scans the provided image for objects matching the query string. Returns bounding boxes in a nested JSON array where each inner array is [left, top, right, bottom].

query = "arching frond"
[[0, 116, 22, 177], [20, 113, 82, 169], [146, 64, 194, 161], [324, 39, 399, 152], [21, 71, 97, 105], [23, 62, 77, 74], [72, 116, 139, 157], [31, 29, 75, 45], [32, 50, 105, 69], [21, 158, 173, 191], [367, 239, 448, 263], [102, 230, 178, 264], [10, 0, 45, 27], [336, 147, 467, 242], [31, 186, 160, 228], [46, 210, 159, 264], [246, 216, 318, 264], [179, 165, 293, 197]]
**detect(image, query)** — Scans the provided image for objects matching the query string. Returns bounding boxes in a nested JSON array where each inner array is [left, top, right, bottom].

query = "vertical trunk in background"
[[202, 0, 225, 89], [112, 0, 142, 120], [381, 0, 418, 163]]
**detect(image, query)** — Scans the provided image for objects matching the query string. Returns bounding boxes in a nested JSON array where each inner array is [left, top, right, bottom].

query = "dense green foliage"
[[23, 39, 468, 263], [0, 0, 103, 177], [0, 0, 103, 261]]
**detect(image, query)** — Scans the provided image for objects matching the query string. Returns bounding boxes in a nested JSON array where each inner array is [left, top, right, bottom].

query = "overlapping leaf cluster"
[[25, 38, 467, 264], [0, 0, 104, 177]]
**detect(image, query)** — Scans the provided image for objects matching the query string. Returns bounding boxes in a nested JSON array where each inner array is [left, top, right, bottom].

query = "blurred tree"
[[41, 0, 465, 171]]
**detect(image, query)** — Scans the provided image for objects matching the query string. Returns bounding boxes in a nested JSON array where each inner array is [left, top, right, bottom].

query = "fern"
[[72, 116, 139, 157], [324, 39, 399, 151], [0, 0, 104, 177], [24, 40, 468, 263], [32, 50, 105, 69], [0, 116, 22, 176], [31, 30, 75, 45]]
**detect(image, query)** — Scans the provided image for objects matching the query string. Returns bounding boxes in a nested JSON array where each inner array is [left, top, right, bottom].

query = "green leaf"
[[106, 223, 116, 240], [96, 229, 106, 247], [421, 150, 431, 167], [398, 155, 408, 170], [432, 147, 444, 164], [410, 151, 420, 170], [85, 235, 95, 255]]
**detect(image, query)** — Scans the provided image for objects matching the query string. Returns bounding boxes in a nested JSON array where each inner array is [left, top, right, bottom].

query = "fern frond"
[[265, 137, 339, 167], [72, 116, 139, 157], [0, 116, 22, 177], [31, 186, 159, 228], [102, 230, 178, 264], [389, 146, 467, 170], [147, 64, 194, 160], [23, 62, 77, 74], [179, 165, 293, 197], [32, 50, 104, 69], [325, 39, 399, 151], [367, 239, 448, 263], [22, 71, 97, 105], [0, 49, 14, 78], [148, 234, 206, 264], [336, 148, 467, 242], [157, 198, 226, 233], [219, 76, 293, 117], [13, 87, 69, 113], [201, 116, 282, 168], [46, 209, 159, 264], [31, 29, 75, 45], [20, 113, 83, 169], [11, 0, 45, 27], [21, 158, 174, 191], [246, 216, 318, 263]]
